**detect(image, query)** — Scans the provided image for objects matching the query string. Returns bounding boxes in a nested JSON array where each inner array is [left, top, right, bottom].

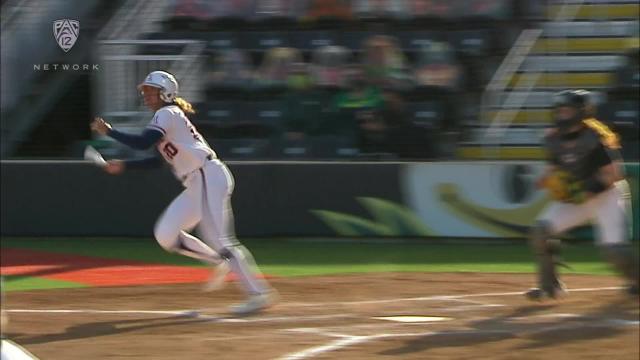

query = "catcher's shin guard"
[[600, 244, 639, 294], [527, 221, 565, 300]]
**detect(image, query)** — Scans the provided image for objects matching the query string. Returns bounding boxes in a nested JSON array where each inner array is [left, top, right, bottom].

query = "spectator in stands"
[[171, 0, 214, 20], [334, 65, 385, 110], [252, 0, 308, 20], [356, 110, 390, 155], [357, 93, 431, 158], [210, 0, 254, 19], [414, 40, 462, 90], [381, 93, 433, 158], [282, 63, 328, 140], [458, 0, 511, 20], [311, 45, 350, 88], [351, 0, 410, 20], [362, 35, 411, 90], [253, 0, 288, 17], [305, 0, 352, 21], [328, 65, 385, 138], [410, 0, 453, 18], [255, 47, 303, 88], [207, 49, 254, 89]]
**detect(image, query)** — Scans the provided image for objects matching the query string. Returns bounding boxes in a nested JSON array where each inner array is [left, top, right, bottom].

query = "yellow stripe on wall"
[[532, 38, 639, 53], [547, 4, 640, 19], [458, 146, 547, 160], [509, 72, 612, 89], [485, 109, 553, 124]]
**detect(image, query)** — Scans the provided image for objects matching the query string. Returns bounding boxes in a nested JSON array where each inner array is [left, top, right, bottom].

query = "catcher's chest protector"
[[545, 129, 604, 180]]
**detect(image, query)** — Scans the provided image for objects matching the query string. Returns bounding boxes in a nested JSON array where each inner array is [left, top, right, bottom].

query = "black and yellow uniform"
[[526, 90, 638, 300], [544, 117, 623, 201]]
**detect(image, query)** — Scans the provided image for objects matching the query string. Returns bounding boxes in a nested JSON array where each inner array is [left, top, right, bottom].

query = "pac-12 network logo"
[[53, 19, 79, 52]]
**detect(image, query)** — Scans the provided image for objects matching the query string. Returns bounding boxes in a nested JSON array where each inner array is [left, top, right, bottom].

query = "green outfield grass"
[[1, 237, 625, 277], [2, 276, 86, 292]]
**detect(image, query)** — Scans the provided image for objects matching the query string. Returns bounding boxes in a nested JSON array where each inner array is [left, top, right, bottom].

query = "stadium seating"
[[146, 1, 639, 160]]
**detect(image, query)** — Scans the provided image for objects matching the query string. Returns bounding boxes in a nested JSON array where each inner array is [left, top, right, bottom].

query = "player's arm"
[[103, 156, 163, 175], [91, 117, 163, 150], [584, 143, 618, 193]]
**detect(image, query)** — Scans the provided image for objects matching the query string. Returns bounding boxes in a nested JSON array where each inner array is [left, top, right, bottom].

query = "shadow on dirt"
[[380, 297, 639, 356]]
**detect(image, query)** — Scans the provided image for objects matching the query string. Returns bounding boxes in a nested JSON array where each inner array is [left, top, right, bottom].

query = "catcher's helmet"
[[552, 89, 594, 131], [552, 89, 593, 110], [137, 71, 179, 103]]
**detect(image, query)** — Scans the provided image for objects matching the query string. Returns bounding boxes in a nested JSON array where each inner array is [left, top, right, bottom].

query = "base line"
[[282, 286, 624, 308]]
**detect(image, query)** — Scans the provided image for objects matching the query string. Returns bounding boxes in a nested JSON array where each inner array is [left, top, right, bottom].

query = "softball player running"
[[526, 89, 639, 300], [91, 71, 276, 314]]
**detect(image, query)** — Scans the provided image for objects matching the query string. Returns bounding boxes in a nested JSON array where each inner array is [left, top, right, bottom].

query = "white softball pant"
[[538, 180, 632, 245], [154, 159, 268, 295]]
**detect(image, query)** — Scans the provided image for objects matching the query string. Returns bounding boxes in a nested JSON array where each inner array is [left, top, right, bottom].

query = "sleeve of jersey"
[[107, 128, 164, 150], [592, 143, 614, 168], [124, 155, 163, 169], [146, 109, 172, 137]]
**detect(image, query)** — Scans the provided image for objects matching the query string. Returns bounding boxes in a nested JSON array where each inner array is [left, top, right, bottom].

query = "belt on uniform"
[[181, 154, 215, 182]]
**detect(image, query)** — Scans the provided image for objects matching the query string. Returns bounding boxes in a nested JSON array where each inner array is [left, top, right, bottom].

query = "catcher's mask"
[[552, 89, 594, 133]]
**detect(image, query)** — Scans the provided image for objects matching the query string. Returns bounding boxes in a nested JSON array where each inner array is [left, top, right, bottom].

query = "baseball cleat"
[[230, 291, 278, 316], [202, 261, 230, 292], [525, 282, 567, 301]]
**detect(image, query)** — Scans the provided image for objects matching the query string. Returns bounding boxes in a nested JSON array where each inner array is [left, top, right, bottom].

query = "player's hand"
[[91, 117, 112, 135], [104, 160, 125, 175]]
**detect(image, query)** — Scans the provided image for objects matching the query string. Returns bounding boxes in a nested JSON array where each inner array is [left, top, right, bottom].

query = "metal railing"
[[95, 40, 206, 126], [480, 0, 586, 154], [98, 0, 172, 41]]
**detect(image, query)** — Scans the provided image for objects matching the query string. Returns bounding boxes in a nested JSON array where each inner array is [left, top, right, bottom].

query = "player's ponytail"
[[173, 97, 196, 115], [583, 118, 621, 149]]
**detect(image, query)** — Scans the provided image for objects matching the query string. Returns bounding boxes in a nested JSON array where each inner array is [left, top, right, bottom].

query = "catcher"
[[526, 89, 639, 300]]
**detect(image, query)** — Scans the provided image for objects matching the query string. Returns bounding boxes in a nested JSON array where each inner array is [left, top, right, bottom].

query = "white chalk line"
[[444, 298, 494, 305], [281, 286, 625, 308], [279, 315, 639, 360], [440, 304, 505, 312], [4, 286, 623, 322], [278, 335, 376, 360], [4, 309, 351, 324], [5, 286, 623, 316], [5, 285, 632, 360], [275, 286, 634, 360]]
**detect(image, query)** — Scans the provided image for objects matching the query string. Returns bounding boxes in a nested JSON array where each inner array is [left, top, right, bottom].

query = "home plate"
[[373, 316, 451, 323]]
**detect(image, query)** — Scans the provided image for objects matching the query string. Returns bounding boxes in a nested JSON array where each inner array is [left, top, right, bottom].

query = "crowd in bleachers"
[[167, 0, 539, 26], [189, 30, 477, 159], [140, 0, 583, 159]]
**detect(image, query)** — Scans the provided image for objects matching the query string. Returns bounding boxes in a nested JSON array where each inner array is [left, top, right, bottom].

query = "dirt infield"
[[3, 273, 639, 360]]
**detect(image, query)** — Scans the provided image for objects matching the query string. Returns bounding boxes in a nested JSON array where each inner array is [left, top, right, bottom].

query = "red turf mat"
[[0, 248, 228, 286]]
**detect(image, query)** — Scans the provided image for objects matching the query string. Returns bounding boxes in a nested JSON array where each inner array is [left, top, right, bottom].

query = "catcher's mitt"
[[542, 170, 587, 204]]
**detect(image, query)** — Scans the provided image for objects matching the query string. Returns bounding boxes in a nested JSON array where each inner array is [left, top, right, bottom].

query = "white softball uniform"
[[148, 105, 267, 295], [146, 105, 215, 179], [538, 180, 632, 245]]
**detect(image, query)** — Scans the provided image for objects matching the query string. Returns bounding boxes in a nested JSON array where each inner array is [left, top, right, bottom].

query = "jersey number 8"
[[163, 142, 179, 159]]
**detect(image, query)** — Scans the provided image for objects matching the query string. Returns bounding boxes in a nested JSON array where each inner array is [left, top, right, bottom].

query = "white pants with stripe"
[[538, 180, 632, 245], [153, 159, 268, 295]]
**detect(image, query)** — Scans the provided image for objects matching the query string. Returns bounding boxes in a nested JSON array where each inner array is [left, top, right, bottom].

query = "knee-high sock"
[[222, 245, 269, 295], [175, 231, 222, 265]]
